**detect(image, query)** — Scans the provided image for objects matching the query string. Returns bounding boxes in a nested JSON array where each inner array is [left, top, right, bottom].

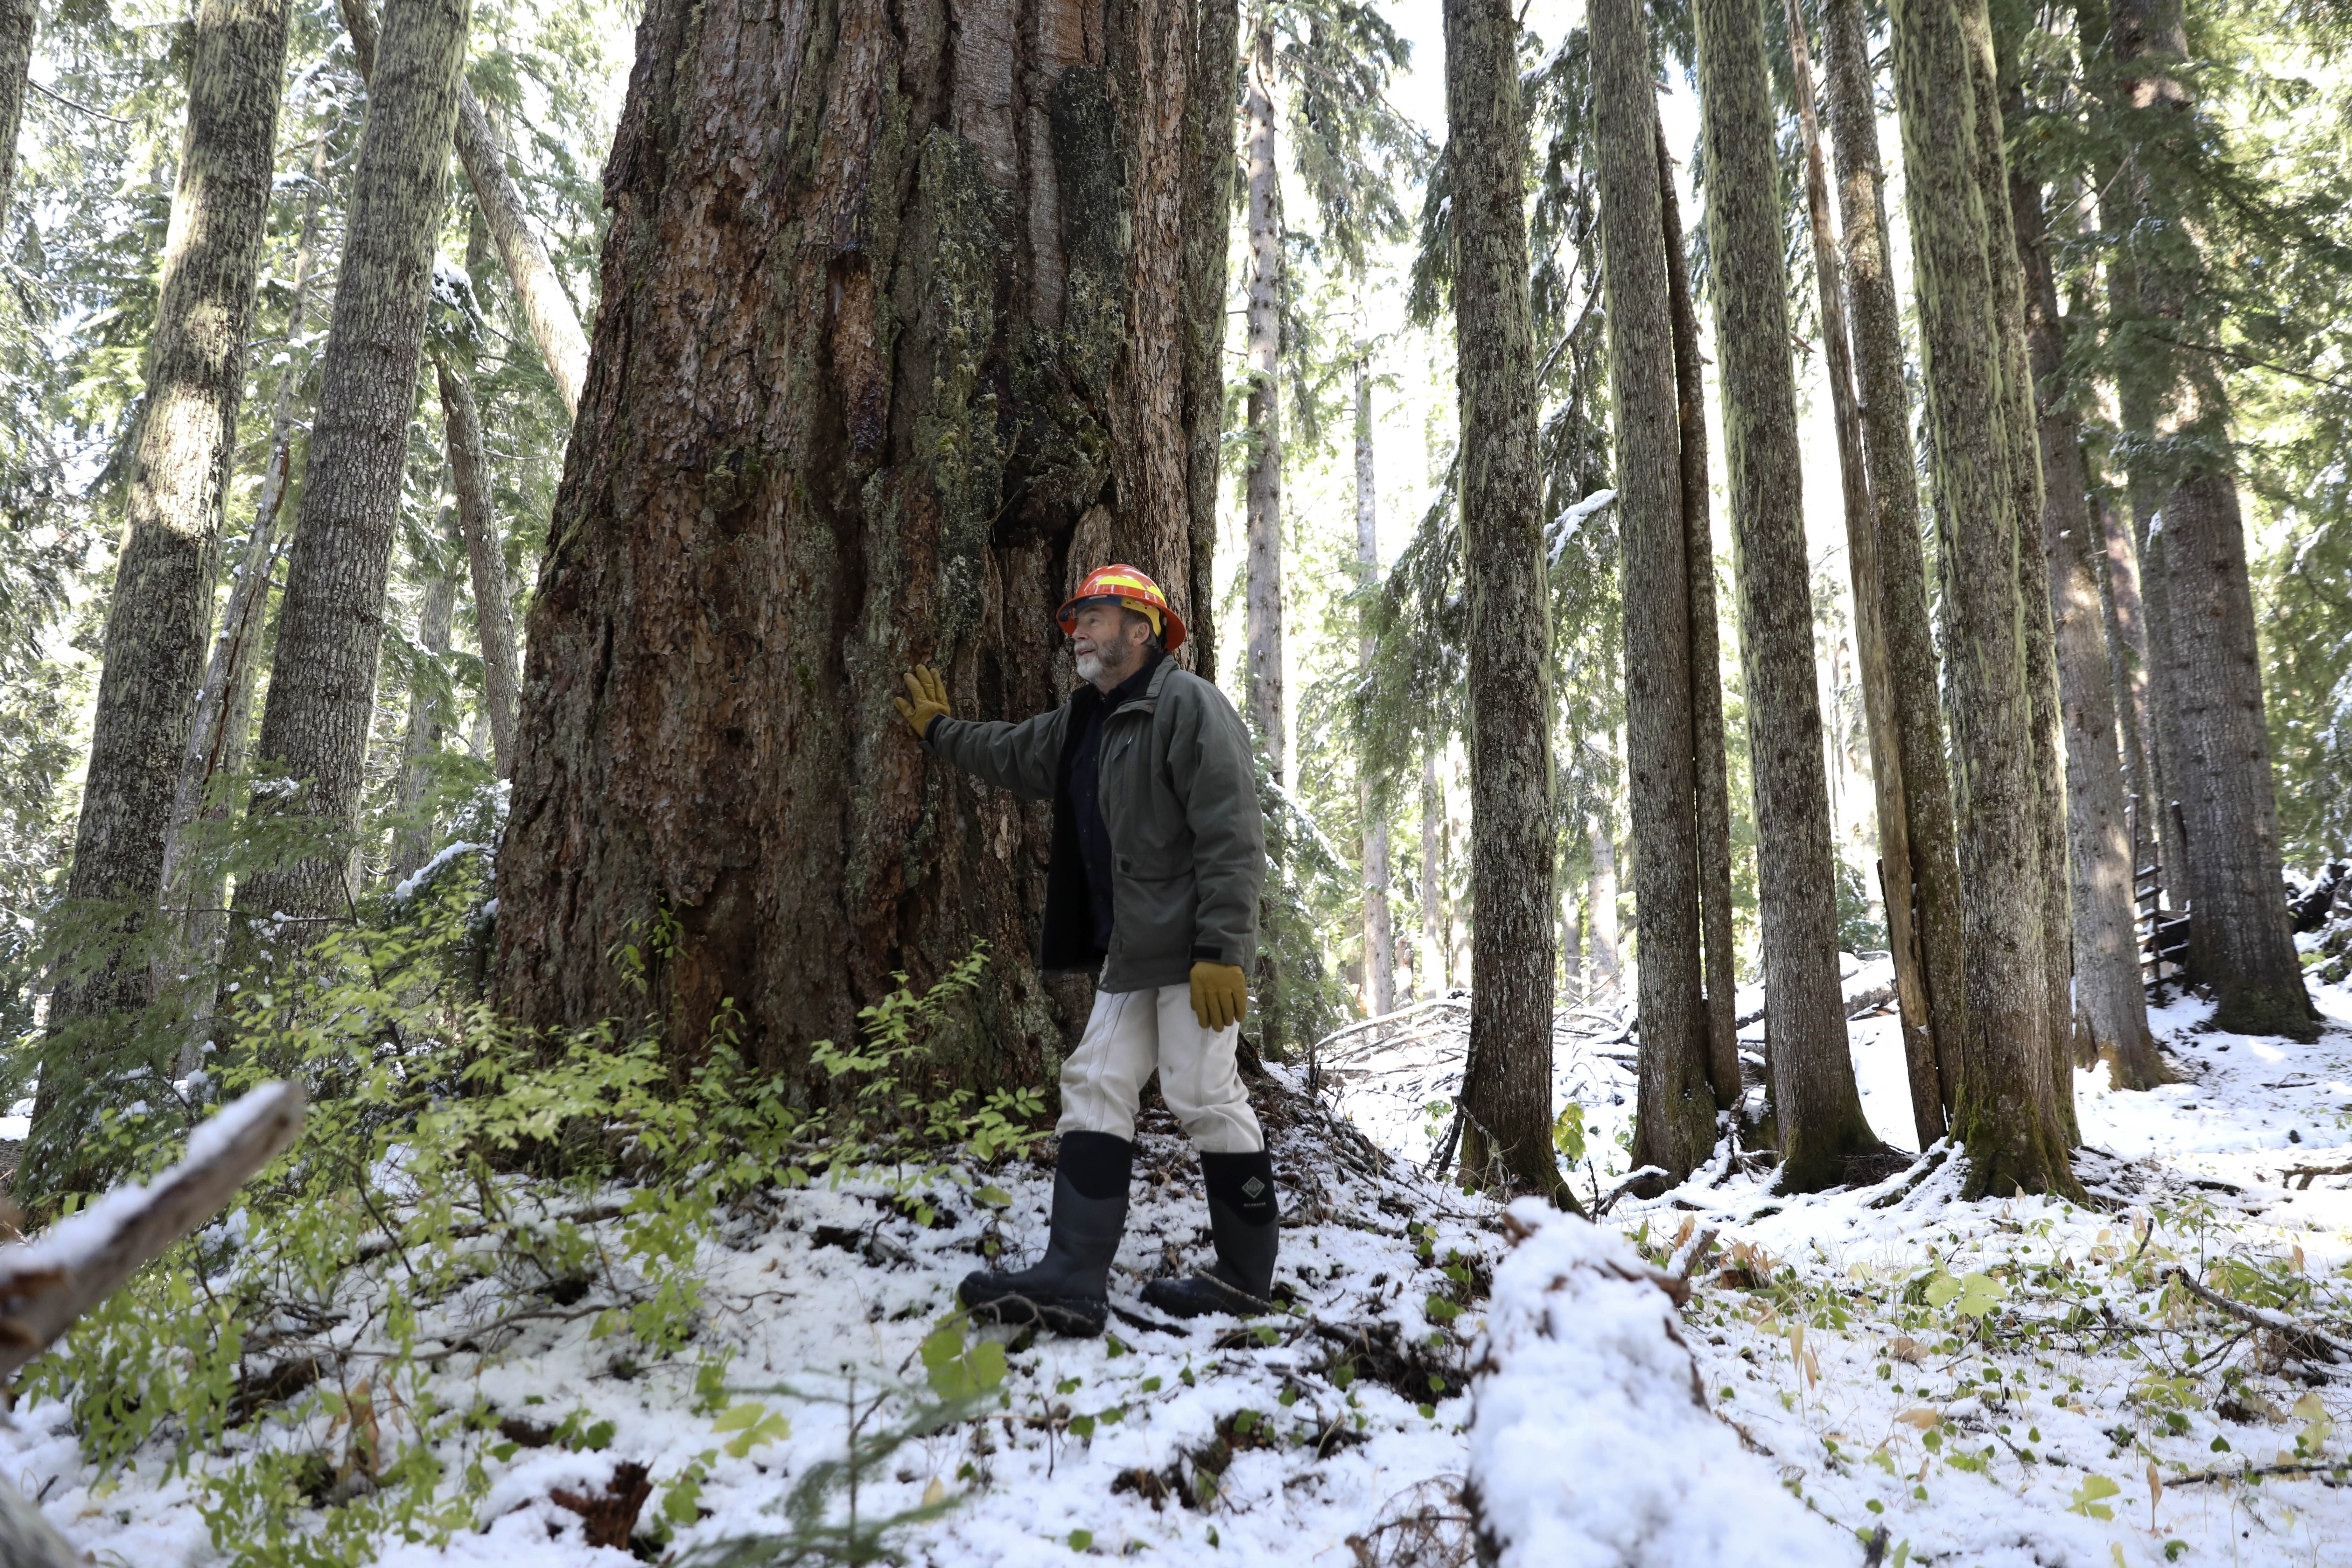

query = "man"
[[892, 565, 1276, 1337]]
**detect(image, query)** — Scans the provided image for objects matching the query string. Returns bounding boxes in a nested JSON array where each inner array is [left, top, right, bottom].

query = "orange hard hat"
[[1057, 564, 1187, 652]]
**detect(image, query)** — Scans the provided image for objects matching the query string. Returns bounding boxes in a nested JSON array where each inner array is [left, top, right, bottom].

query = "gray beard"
[[1075, 651, 1105, 683]]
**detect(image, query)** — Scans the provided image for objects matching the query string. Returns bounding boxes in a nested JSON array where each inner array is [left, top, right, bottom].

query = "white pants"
[[1058, 984, 1264, 1154]]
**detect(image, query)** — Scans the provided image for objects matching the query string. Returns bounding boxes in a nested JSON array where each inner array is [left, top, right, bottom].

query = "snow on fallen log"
[[1466, 1198, 1849, 1567], [0, 1080, 306, 1385]]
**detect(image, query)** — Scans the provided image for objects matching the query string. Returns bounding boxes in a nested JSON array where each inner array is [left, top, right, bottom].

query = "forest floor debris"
[[0, 981, 2348, 1566]]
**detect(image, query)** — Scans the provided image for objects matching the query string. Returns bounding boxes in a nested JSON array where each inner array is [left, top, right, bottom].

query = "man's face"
[[1072, 603, 1145, 685]]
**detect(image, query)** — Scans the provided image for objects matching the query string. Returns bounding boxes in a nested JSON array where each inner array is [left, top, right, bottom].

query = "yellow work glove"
[[894, 664, 951, 741], [1189, 961, 1249, 1032]]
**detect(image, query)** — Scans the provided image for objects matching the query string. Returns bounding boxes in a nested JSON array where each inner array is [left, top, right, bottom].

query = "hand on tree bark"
[[895, 665, 951, 741]]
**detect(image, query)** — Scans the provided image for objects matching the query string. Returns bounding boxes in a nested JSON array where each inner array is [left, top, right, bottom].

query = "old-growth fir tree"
[[1443, 0, 1569, 1199], [1591, 0, 1711, 1180], [238, 0, 470, 922], [1693, 0, 1878, 1190], [0, 0, 32, 217], [496, 0, 1233, 1077], [1886, 0, 2080, 1196], [2103, 0, 2315, 1037]]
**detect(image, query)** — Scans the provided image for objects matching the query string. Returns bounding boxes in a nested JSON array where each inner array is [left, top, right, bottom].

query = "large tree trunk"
[[28, 0, 295, 1181], [1970, 22, 2076, 1146], [1592, 0, 1710, 1182], [2011, 121, 2170, 1090], [0, 0, 34, 218], [1241, 17, 1283, 777], [155, 131, 335, 1077], [1692, 0, 1875, 1192], [434, 350, 519, 774], [1789, 0, 1942, 1150], [1822, 0, 1966, 1125], [1355, 358, 1396, 1017], [1443, 0, 1565, 1201], [338, 0, 589, 418], [238, 0, 470, 924], [495, 0, 1227, 1078], [2106, 0, 2313, 1038], [1656, 119, 1740, 1112], [1886, 0, 2078, 1197], [389, 509, 460, 884]]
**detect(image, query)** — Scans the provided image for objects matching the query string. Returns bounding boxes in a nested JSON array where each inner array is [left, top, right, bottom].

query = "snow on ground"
[[2, 976, 2350, 1566]]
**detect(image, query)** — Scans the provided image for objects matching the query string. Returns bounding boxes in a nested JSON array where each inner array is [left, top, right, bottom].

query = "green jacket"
[[924, 657, 1265, 993]]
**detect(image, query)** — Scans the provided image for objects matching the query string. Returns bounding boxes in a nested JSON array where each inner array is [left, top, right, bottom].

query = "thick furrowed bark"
[[1823, 0, 1965, 1126], [1791, 0, 1941, 1150], [495, 0, 1224, 1080], [1694, 0, 1875, 1192], [1593, 0, 1710, 1181], [1886, 0, 2078, 1199], [239, 0, 469, 925], [1444, 0, 1566, 1203], [1657, 118, 1740, 1112], [435, 351, 519, 774]]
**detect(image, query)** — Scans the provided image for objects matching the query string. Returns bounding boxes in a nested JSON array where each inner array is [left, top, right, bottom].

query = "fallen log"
[[0, 1083, 305, 1568]]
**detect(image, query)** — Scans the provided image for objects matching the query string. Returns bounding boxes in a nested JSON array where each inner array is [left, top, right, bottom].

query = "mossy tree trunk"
[[1793, 0, 1940, 1149], [0, 0, 33, 218], [1693, 0, 1876, 1192], [1443, 0, 1567, 1202], [237, 0, 470, 925], [340, 0, 589, 419], [2105, 0, 2314, 1039], [1592, 0, 1710, 1182], [29, 0, 295, 1180], [1823, 0, 1967, 1127], [495, 0, 1231, 1082], [1970, 20, 2076, 1144], [1656, 120, 1740, 1113], [1886, 0, 2079, 1197]]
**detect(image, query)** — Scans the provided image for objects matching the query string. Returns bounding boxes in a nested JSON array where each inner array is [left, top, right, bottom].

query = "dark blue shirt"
[[1066, 652, 1162, 955]]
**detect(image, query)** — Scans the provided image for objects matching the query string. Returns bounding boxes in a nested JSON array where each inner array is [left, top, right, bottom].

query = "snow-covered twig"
[[2160, 1266, 2352, 1371], [0, 1082, 306, 1385]]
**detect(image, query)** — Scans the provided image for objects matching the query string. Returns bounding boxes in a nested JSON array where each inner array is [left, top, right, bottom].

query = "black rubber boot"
[[1143, 1148, 1279, 1319], [959, 1132, 1132, 1338]]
